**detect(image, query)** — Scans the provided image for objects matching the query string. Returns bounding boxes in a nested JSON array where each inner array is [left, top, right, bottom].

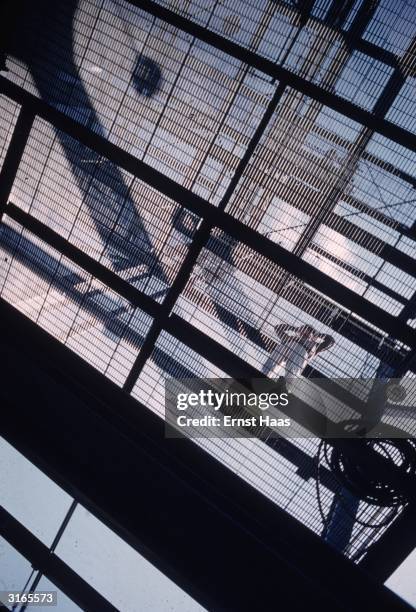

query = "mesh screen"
[[0, 95, 20, 172], [6, 0, 276, 205], [0, 216, 153, 386], [11, 117, 202, 295], [0, 0, 415, 566]]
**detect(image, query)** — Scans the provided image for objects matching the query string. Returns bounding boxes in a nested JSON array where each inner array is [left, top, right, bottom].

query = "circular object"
[[133, 55, 161, 97], [386, 382, 407, 403]]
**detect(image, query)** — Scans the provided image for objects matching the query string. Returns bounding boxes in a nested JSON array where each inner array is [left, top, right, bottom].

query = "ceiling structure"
[[0, 0, 416, 605]]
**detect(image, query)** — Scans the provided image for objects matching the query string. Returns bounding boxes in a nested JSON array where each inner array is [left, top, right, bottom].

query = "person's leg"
[[324, 487, 360, 553], [262, 344, 286, 376], [284, 342, 308, 390]]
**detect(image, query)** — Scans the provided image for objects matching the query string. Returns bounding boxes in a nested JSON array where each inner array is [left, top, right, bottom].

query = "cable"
[[316, 438, 416, 531]]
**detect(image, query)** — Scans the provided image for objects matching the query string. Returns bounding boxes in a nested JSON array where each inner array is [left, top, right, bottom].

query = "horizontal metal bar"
[[6, 202, 160, 318], [5, 299, 409, 612], [355, 38, 400, 68], [326, 214, 416, 278], [131, 0, 416, 152], [358, 503, 416, 581], [0, 107, 34, 217], [0, 507, 116, 612], [1, 80, 415, 347]]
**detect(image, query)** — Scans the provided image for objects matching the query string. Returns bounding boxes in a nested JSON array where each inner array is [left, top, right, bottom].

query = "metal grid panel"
[[11, 117, 202, 295], [0, 216, 153, 386], [331, 52, 394, 111], [386, 76, 416, 134], [0, 0, 415, 570], [132, 331, 327, 517], [6, 0, 276, 205], [225, 87, 416, 315], [0, 95, 20, 172], [152, 0, 416, 124], [132, 330, 398, 561], [363, 0, 415, 56], [152, 0, 299, 60], [172, 228, 406, 380]]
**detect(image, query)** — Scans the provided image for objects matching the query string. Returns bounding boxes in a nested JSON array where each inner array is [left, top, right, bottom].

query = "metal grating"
[[0, 216, 153, 386], [0, 0, 415, 568], [0, 95, 20, 172]]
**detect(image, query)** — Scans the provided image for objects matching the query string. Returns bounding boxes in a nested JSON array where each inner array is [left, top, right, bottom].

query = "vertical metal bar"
[[0, 507, 116, 612], [0, 107, 34, 220], [122, 79, 289, 393]]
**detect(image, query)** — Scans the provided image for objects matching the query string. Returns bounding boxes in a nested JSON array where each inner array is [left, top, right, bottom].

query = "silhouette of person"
[[263, 323, 334, 387]]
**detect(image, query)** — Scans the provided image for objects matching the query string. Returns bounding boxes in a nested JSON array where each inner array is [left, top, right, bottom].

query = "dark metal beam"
[[0, 107, 33, 219], [359, 503, 416, 581], [361, 151, 416, 189], [262, 0, 396, 68], [0, 507, 116, 612], [0, 298, 413, 611], [346, 0, 378, 41], [342, 193, 416, 244], [0, 97, 411, 349], [308, 243, 408, 304], [129, 0, 416, 151], [326, 214, 416, 278], [6, 202, 159, 318], [123, 80, 289, 392], [291, 56, 408, 274]]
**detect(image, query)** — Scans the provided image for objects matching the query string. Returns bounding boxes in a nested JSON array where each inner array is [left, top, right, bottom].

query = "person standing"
[[263, 323, 334, 387]]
